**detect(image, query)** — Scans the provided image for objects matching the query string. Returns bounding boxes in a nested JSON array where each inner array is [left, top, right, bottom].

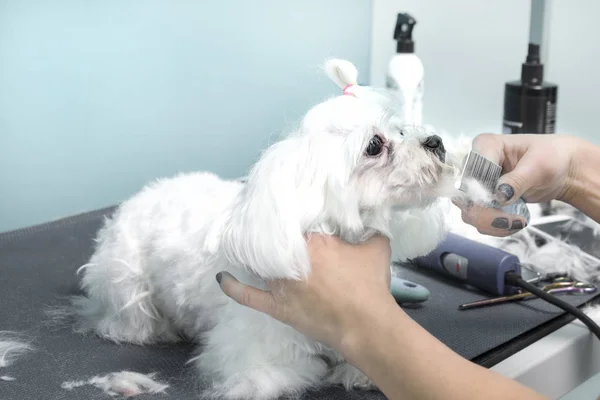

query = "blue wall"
[[0, 0, 372, 232]]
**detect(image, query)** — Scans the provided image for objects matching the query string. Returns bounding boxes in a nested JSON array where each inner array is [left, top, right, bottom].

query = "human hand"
[[454, 133, 579, 236], [216, 234, 393, 353]]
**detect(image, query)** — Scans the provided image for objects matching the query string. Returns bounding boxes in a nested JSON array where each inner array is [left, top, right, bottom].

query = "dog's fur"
[[72, 59, 463, 399]]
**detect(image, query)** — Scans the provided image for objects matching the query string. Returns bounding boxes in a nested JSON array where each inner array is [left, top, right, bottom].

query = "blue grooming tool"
[[413, 232, 522, 296], [390, 276, 430, 303]]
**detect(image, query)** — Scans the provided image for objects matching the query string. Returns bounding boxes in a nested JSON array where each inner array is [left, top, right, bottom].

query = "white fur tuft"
[[324, 58, 358, 89], [459, 178, 495, 205], [0, 332, 33, 369], [61, 370, 168, 397], [583, 304, 600, 320], [0, 331, 34, 382]]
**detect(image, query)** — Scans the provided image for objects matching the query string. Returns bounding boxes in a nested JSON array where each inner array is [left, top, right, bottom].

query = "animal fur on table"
[[61, 370, 169, 397], [40, 58, 597, 400], [0, 331, 33, 382]]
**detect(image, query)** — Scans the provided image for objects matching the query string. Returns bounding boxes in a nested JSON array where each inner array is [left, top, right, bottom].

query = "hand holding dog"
[[217, 233, 547, 400], [217, 234, 393, 352]]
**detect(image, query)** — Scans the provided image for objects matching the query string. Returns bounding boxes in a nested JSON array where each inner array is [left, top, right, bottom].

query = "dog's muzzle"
[[422, 135, 446, 163]]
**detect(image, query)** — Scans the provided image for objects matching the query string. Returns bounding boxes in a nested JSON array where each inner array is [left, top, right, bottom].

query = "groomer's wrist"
[[560, 135, 600, 222], [559, 135, 594, 204], [337, 295, 405, 364]]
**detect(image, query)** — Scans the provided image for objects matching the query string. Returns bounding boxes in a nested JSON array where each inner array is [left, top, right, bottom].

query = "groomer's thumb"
[[494, 156, 539, 205], [216, 271, 279, 318]]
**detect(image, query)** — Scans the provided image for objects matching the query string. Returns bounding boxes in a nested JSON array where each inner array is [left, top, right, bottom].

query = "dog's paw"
[[199, 358, 329, 400], [350, 374, 376, 390], [327, 362, 377, 391]]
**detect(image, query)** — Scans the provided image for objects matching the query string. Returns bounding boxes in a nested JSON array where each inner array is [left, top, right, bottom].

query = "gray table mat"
[[0, 207, 598, 400]]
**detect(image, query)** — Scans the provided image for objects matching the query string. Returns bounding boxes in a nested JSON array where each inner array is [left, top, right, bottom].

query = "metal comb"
[[459, 151, 502, 193], [458, 150, 531, 223]]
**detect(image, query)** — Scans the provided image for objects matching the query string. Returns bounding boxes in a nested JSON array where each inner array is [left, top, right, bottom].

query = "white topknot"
[[324, 59, 358, 90]]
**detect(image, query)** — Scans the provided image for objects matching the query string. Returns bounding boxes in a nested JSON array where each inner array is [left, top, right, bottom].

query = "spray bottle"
[[386, 13, 424, 126]]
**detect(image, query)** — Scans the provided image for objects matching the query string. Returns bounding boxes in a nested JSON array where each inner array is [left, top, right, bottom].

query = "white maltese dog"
[[72, 59, 464, 399]]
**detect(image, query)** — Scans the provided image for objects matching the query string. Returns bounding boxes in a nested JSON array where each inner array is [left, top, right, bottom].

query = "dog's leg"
[[72, 221, 178, 344], [199, 355, 328, 400], [195, 310, 329, 400]]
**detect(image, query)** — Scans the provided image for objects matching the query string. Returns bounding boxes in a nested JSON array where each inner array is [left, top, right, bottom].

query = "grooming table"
[[1, 207, 599, 400]]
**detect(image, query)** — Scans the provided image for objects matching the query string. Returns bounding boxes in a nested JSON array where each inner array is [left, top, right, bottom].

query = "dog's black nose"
[[423, 135, 442, 149], [422, 135, 446, 162]]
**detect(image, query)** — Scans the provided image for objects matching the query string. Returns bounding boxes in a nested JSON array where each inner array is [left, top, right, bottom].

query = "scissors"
[[459, 277, 597, 310]]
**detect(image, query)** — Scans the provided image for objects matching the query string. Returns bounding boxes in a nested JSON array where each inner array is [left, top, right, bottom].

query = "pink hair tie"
[[342, 84, 356, 96]]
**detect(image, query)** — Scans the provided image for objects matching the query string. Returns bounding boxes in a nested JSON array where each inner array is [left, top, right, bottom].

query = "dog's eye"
[[399, 129, 405, 136], [366, 135, 384, 156]]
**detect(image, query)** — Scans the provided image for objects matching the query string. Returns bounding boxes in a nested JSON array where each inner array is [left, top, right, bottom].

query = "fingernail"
[[216, 272, 223, 284], [510, 220, 524, 230], [496, 184, 515, 202], [491, 217, 509, 229]]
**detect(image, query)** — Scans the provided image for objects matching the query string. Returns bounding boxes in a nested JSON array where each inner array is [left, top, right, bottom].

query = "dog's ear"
[[216, 59, 366, 279], [218, 135, 327, 280]]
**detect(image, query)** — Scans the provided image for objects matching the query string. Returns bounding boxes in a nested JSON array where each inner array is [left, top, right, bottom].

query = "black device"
[[502, 43, 558, 135], [503, 1, 558, 216]]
